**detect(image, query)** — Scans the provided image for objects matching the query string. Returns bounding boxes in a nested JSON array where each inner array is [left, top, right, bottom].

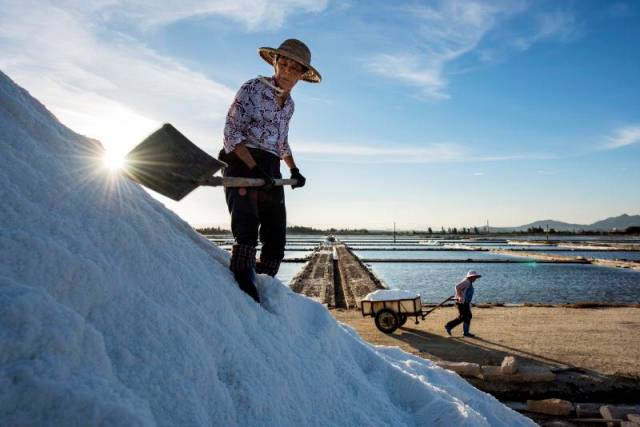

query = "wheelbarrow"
[[122, 123, 297, 201], [361, 294, 454, 334]]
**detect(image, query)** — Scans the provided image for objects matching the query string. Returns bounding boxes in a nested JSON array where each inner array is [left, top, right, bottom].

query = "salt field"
[[351, 236, 640, 303], [522, 250, 640, 261], [283, 250, 313, 260], [369, 262, 640, 304], [276, 263, 303, 284], [352, 250, 532, 261], [208, 234, 640, 303]]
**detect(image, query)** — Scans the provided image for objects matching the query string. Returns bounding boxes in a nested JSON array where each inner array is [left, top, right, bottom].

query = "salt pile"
[[363, 290, 419, 301], [0, 70, 535, 426]]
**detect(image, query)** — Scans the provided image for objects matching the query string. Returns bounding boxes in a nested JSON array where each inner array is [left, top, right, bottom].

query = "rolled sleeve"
[[223, 83, 253, 153]]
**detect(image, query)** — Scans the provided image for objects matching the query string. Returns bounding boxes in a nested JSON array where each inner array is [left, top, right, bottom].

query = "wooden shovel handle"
[[199, 176, 298, 187]]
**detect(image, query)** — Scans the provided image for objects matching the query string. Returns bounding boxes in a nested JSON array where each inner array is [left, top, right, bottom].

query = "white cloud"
[[363, 0, 525, 99], [365, 53, 450, 100], [511, 10, 581, 51], [88, 0, 328, 31], [294, 140, 527, 163], [363, 1, 580, 100], [603, 125, 640, 150], [296, 141, 465, 160], [0, 0, 328, 157]]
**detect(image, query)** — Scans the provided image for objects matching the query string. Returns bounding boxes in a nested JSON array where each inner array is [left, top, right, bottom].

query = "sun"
[[102, 150, 126, 171]]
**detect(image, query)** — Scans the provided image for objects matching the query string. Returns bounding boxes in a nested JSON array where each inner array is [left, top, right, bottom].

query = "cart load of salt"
[[363, 289, 419, 301]]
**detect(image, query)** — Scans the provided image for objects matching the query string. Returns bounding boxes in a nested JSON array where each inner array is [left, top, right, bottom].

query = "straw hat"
[[466, 270, 482, 279], [258, 39, 322, 83]]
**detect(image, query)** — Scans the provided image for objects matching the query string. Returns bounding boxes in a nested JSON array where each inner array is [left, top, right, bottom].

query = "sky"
[[1, 0, 639, 230]]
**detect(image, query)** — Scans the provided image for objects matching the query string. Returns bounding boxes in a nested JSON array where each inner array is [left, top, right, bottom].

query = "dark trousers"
[[445, 302, 472, 331], [225, 187, 286, 262], [222, 148, 286, 275]]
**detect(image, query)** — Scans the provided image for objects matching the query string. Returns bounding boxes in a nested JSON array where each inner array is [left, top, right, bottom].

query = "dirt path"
[[332, 306, 640, 378]]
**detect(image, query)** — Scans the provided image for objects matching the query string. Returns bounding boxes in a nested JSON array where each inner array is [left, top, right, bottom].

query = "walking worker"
[[220, 39, 321, 303], [445, 270, 482, 337]]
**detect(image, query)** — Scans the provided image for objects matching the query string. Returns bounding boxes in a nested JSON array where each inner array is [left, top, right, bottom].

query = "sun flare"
[[102, 150, 126, 171]]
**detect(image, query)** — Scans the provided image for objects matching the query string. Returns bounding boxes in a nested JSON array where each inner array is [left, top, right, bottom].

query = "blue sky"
[[1, 0, 639, 230]]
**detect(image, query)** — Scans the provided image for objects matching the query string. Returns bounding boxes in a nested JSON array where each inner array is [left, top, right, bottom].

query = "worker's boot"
[[233, 268, 260, 303], [230, 244, 260, 303], [462, 322, 475, 337], [256, 258, 281, 277]]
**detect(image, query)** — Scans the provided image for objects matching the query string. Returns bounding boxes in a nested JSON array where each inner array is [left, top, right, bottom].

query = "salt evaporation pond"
[[219, 235, 640, 301], [530, 250, 640, 261], [468, 244, 640, 255], [469, 244, 567, 250], [283, 250, 313, 260], [277, 263, 303, 284], [282, 246, 317, 251], [354, 250, 532, 261], [217, 245, 316, 251], [369, 262, 640, 304]]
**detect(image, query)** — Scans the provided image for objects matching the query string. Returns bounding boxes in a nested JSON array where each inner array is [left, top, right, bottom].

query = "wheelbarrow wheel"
[[375, 309, 399, 334], [398, 314, 408, 327]]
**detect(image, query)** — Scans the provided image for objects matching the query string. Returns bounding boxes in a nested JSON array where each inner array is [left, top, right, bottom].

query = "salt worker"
[[445, 270, 482, 337], [219, 39, 321, 303]]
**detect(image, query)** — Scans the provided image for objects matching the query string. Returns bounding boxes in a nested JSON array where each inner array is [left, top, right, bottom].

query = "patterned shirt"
[[223, 76, 294, 158]]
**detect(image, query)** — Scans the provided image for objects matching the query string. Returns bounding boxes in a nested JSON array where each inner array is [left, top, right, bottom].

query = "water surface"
[[276, 263, 303, 284], [369, 262, 640, 304], [354, 250, 531, 261]]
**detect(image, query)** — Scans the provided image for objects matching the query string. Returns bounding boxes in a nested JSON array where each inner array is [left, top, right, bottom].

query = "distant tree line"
[[286, 225, 328, 235], [527, 226, 555, 233], [196, 226, 230, 235], [195, 224, 640, 236], [619, 226, 640, 234], [524, 226, 640, 235]]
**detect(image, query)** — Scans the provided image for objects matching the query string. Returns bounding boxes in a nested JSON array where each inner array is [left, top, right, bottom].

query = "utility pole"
[[393, 222, 396, 244], [546, 224, 549, 243]]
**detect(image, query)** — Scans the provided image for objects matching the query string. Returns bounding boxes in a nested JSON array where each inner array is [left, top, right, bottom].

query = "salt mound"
[[0, 70, 535, 426], [363, 289, 419, 301]]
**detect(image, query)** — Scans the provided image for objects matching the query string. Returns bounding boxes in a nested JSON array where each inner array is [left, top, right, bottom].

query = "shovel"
[[122, 123, 296, 201]]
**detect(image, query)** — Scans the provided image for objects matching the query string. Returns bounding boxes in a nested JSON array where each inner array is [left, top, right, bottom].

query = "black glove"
[[290, 168, 306, 189], [250, 164, 275, 191]]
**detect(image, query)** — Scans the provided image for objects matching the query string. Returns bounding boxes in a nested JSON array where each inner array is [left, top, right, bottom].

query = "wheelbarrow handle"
[[200, 176, 298, 188], [421, 295, 455, 318]]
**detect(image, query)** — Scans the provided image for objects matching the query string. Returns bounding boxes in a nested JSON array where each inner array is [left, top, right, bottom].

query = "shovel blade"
[[123, 124, 225, 201]]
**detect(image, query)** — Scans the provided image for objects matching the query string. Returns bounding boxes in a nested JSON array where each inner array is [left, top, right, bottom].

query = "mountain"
[[589, 214, 640, 231], [489, 214, 640, 232], [516, 219, 584, 231], [0, 70, 533, 425]]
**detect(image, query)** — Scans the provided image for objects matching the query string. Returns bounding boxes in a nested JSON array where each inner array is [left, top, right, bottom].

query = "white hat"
[[466, 270, 482, 279]]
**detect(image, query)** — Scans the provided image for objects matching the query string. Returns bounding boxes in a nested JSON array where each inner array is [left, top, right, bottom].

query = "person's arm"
[[223, 81, 253, 156], [283, 155, 296, 170], [277, 104, 305, 188], [232, 142, 257, 169], [231, 142, 274, 189]]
